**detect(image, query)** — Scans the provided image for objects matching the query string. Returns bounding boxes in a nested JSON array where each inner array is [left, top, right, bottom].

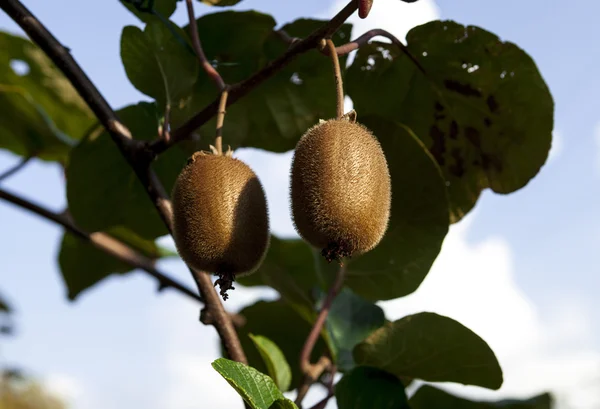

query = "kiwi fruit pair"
[[171, 150, 269, 300], [290, 113, 392, 262]]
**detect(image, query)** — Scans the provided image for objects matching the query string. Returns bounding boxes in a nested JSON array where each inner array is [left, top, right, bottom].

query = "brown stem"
[[0, 156, 32, 183], [1, 0, 247, 365], [214, 88, 228, 155], [150, 0, 359, 155], [185, 0, 226, 91], [296, 263, 347, 406], [321, 28, 427, 75], [323, 39, 344, 119], [0, 187, 202, 303], [296, 356, 332, 406]]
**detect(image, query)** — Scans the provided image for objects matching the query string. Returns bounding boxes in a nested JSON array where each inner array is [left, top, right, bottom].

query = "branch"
[[296, 264, 347, 406], [185, 0, 225, 91], [0, 156, 32, 183], [0, 187, 202, 303], [149, 0, 359, 155], [1, 0, 248, 365]]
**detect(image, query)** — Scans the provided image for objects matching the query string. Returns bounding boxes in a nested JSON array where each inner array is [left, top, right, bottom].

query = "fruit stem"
[[215, 88, 229, 155], [324, 38, 345, 119], [296, 262, 347, 405]]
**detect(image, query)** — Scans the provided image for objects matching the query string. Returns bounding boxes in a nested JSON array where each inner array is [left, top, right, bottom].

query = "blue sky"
[[1, 1, 600, 408]]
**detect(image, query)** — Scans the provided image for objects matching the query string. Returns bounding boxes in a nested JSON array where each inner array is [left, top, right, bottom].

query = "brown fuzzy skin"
[[171, 152, 270, 295], [290, 119, 391, 261]]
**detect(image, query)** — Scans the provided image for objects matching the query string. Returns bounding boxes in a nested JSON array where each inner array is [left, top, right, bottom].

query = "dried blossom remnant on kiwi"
[[171, 150, 270, 301], [290, 113, 391, 263]]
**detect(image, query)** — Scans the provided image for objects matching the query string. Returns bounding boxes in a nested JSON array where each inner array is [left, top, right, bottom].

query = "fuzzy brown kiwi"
[[171, 151, 270, 300], [290, 117, 391, 262]]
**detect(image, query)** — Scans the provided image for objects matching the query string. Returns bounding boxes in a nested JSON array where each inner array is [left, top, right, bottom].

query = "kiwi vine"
[[0, 0, 556, 408]]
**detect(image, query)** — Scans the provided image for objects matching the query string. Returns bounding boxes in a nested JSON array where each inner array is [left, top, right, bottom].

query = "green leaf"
[[58, 226, 165, 300], [347, 20, 554, 222], [234, 300, 328, 391], [249, 334, 292, 391], [324, 289, 386, 371], [211, 358, 285, 409], [0, 32, 95, 159], [353, 312, 503, 390], [268, 399, 299, 409], [66, 102, 189, 239], [120, 0, 178, 22], [237, 236, 321, 318], [0, 86, 73, 162], [409, 385, 552, 409], [335, 366, 410, 409], [121, 20, 198, 108], [172, 15, 352, 152]]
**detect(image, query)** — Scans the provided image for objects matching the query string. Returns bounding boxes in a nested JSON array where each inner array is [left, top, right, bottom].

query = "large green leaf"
[[353, 312, 503, 390], [172, 15, 352, 153], [409, 385, 552, 409], [249, 334, 292, 391], [211, 358, 285, 409], [120, 0, 178, 22], [121, 20, 198, 108], [58, 226, 165, 300], [325, 289, 385, 371], [0, 32, 94, 159], [240, 118, 449, 302], [335, 366, 410, 409], [347, 20, 553, 222], [0, 86, 73, 162], [235, 300, 328, 391], [66, 102, 190, 239], [237, 236, 322, 318]]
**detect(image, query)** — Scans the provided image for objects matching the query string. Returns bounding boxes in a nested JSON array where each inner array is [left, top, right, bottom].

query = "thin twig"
[[295, 356, 331, 406], [214, 88, 228, 155], [323, 39, 344, 119], [1, 0, 248, 365], [150, 0, 359, 155], [0, 156, 32, 183], [0, 187, 202, 303], [296, 264, 347, 406], [185, 0, 225, 91], [321, 28, 427, 75]]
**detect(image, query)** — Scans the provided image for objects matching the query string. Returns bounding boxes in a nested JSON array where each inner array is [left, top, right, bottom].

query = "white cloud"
[[380, 214, 600, 409]]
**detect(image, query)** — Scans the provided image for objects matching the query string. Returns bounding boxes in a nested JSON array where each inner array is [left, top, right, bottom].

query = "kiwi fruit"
[[290, 115, 391, 262], [171, 151, 269, 300]]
